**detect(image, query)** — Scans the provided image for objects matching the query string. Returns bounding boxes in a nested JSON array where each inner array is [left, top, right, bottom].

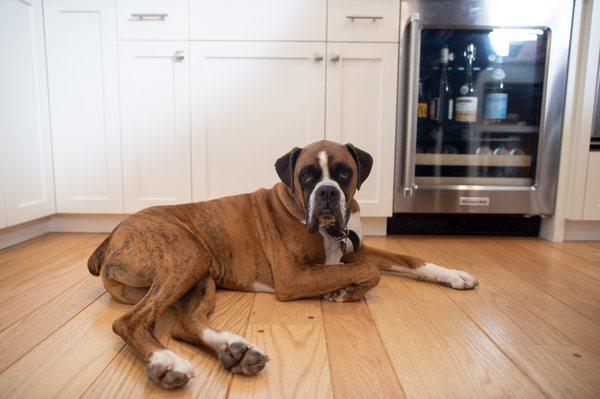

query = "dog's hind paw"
[[217, 341, 270, 376], [147, 349, 194, 389]]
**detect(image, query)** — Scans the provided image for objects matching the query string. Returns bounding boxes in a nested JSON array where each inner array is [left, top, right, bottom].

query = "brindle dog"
[[88, 140, 478, 388]]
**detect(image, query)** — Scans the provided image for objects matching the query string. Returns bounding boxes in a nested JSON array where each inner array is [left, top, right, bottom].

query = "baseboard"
[[0, 213, 388, 249], [362, 217, 387, 236], [564, 220, 600, 241]]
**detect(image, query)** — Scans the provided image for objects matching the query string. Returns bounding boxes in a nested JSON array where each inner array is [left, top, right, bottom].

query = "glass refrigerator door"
[[413, 28, 548, 187]]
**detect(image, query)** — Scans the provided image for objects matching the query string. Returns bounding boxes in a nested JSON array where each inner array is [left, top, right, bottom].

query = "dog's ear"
[[275, 147, 302, 191], [344, 143, 373, 190]]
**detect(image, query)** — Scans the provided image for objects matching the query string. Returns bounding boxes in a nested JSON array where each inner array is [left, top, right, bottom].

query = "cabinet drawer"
[[117, 0, 188, 40], [189, 0, 326, 41], [328, 0, 400, 42], [583, 152, 600, 220]]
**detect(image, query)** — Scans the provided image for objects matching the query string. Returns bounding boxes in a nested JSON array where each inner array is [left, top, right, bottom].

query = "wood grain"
[[0, 275, 105, 373], [321, 299, 404, 399], [228, 293, 332, 399], [0, 294, 128, 398], [385, 236, 600, 398]]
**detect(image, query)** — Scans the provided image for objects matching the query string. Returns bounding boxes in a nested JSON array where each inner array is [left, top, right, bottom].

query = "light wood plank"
[[542, 240, 600, 267], [0, 243, 100, 329], [0, 233, 104, 281], [365, 274, 542, 398], [83, 291, 255, 399], [229, 324, 332, 399], [381, 236, 600, 398], [228, 293, 333, 399], [321, 299, 405, 399], [0, 294, 128, 398], [0, 275, 105, 373]]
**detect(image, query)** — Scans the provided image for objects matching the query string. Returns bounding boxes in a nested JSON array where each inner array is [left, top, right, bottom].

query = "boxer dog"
[[88, 140, 477, 389]]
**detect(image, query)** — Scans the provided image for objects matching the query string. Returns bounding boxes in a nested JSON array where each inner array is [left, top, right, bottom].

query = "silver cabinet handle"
[[172, 51, 185, 62], [313, 52, 324, 62], [131, 13, 168, 20], [330, 53, 340, 62], [402, 12, 421, 196], [346, 15, 383, 22]]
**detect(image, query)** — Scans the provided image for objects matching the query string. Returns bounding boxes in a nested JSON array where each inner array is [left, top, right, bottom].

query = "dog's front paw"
[[322, 285, 357, 302], [217, 341, 269, 376], [147, 349, 194, 389], [444, 269, 478, 290]]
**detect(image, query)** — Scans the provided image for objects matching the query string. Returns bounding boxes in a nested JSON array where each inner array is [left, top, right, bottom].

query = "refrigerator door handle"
[[402, 12, 421, 196]]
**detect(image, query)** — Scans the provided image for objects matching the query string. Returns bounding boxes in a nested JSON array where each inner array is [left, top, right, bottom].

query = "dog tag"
[[339, 239, 347, 254]]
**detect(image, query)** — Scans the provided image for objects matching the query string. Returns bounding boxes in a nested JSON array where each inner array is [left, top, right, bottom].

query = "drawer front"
[[117, 0, 188, 40], [328, 0, 400, 42], [189, 0, 326, 41]]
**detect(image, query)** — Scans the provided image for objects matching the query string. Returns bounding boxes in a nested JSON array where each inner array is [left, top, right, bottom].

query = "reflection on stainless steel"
[[394, 0, 573, 214]]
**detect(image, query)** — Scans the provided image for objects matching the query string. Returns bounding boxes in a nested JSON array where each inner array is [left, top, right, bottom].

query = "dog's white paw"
[[445, 269, 478, 290], [147, 349, 194, 389], [217, 340, 270, 375]]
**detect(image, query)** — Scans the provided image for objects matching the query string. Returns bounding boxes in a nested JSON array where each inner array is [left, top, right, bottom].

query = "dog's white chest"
[[319, 212, 362, 265]]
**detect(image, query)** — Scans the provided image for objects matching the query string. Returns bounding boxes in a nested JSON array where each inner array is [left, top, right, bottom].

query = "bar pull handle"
[[172, 51, 185, 62], [131, 13, 168, 21], [402, 12, 421, 196], [346, 15, 383, 22]]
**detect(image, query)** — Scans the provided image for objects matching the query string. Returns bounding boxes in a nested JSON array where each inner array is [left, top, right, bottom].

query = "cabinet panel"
[[44, 0, 123, 213], [191, 42, 325, 200], [117, 0, 188, 40], [119, 41, 191, 213], [0, 0, 55, 226], [583, 153, 600, 220], [326, 43, 398, 216], [328, 0, 400, 43], [189, 0, 326, 41]]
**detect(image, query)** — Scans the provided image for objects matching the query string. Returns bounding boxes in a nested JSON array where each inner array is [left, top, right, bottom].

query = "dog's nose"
[[316, 185, 339, 200]]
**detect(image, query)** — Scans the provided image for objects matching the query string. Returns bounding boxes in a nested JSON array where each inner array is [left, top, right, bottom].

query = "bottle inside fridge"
[[414, 28, 548, 187]]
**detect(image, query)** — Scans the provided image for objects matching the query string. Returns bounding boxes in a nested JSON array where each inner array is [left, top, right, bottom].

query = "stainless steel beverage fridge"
[[394, 0, 574, 216]]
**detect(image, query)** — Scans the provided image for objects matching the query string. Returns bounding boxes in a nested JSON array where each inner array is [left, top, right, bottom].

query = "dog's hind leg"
[[171, 276, 270, 376]]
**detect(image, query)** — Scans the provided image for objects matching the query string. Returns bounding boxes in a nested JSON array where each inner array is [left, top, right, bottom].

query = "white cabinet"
[[44, 0, 123, 213], [190, 42, 326, 200], [583, 152, 600, 220], [119, 41, 191, 213], [326, 43, 398, 216], [117, 0, 188, 40], [0, 160, 6, 228], [328, 0, 400, 43], [0, 0, 55, 226], [189, 0, 326, 41]]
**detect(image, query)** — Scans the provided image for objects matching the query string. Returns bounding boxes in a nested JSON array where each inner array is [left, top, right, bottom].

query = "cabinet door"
[[0, 0, 55, 226], [583, 153, 600, 220], [190, 42, 326, 200], [119, 42, 191, 213], [326, 43, 398, 216], [44, 0, 123, 213], [190, 0, 326, 41]]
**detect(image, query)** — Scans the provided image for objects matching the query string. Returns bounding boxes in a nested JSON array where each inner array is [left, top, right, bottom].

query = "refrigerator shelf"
[[415, 153, 532, 167], [415, 176, 533, 186]]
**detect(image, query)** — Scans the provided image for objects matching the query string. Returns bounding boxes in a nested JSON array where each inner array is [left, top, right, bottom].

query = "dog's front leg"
[[272, 262, 380, 302], [343, 245, 478, 290]]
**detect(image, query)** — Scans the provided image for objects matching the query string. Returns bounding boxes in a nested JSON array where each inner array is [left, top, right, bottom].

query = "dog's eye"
[[301, 173, 314, 184], [337, 169, 351, 182]]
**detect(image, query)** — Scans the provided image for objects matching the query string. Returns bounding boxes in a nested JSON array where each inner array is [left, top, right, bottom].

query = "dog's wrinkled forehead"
[[293, 142, 356, 183]]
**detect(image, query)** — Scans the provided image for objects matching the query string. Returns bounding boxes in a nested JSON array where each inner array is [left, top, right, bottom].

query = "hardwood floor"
[[0, 233, 599, 398]]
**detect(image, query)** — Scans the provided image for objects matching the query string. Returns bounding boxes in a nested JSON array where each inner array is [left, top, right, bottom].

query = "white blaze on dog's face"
[[275, 140, 373, 236]]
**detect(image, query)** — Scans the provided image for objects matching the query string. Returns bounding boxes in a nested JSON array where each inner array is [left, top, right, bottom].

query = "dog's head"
[[275, 140, 373, 236]]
